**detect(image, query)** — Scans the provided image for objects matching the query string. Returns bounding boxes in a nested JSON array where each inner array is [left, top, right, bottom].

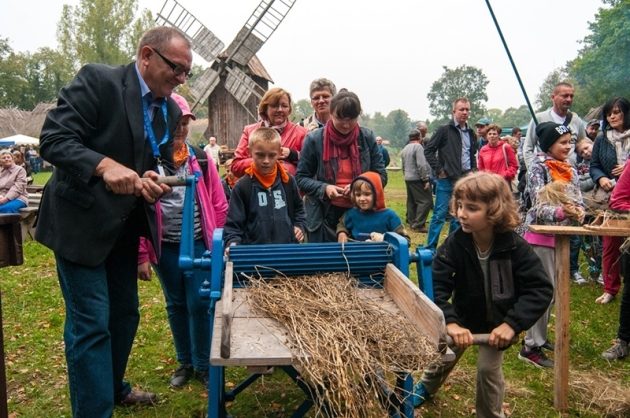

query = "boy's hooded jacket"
[[336, 171, 408, 240]]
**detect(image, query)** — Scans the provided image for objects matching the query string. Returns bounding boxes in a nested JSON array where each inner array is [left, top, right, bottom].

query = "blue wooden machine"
[[177, 176, 445, 418]]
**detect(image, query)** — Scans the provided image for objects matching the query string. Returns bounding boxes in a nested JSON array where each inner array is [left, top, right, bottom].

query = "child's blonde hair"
[[249, 127, 281, 150], [450, 172, 520, 232]]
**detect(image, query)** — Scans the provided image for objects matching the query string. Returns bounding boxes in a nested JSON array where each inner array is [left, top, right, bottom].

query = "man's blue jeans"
[[56, 235, 139, 418], [426, 178, 459, 251], [154, 240, 210, 372]]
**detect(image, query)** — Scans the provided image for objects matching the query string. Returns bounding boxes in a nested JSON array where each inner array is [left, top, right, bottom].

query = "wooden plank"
[[554, 236, 570, 412], [383, 264, 446, 347], [529, 225, 630, 237], [220, 262, 234, 358], [211, 307, 294, 366]]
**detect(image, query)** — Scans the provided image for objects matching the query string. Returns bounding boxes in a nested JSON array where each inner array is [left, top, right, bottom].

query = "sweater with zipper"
[[432, 228, 553, 334]]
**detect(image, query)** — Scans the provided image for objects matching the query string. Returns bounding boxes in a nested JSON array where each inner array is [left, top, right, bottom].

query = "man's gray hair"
[[309, 78, 337, 97], [136, 26, 190, 58]]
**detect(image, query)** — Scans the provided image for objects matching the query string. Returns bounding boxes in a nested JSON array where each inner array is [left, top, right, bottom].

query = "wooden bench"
[[19, 187, 42, 241]]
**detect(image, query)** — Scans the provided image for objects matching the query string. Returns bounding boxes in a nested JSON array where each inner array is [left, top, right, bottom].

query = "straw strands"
[[246, 273, 440, 417]]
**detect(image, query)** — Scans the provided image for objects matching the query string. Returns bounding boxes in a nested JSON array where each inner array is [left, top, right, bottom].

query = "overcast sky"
[[1, 0, 604, 120]]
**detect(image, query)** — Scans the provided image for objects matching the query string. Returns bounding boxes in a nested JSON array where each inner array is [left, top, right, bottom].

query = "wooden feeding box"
[[211, 263, 447, 366]]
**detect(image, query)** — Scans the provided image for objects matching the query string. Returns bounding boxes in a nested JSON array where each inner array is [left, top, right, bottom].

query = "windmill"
[[156, 0, 298, 150]]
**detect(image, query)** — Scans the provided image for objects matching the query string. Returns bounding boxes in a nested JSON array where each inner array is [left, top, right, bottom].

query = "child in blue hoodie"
[[336, 171, 409, 242]]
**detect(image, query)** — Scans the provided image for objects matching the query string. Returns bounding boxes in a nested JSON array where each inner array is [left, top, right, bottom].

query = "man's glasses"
[[153, 48, 193, 79]]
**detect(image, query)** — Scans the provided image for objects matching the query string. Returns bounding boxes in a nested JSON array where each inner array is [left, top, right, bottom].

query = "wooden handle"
[[152, 175, 187, 186]]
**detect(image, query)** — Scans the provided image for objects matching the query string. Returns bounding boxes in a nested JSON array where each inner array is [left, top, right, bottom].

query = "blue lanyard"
[[142, 98, 169, 161]]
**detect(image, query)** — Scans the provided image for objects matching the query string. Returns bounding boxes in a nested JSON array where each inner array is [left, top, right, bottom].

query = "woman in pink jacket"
[[231, 87, 307, 177], [477, 124, 519, 186], [138, 94, 228, 388]]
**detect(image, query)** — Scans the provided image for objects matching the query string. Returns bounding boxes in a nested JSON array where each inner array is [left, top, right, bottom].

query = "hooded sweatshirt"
[[336, 171, 408, 240]]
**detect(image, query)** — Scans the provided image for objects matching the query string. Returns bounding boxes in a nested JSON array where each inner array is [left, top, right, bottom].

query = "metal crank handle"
[[150, 175, 187, 186], [446, 333, 519, 346], [105, 175, 187, 191]]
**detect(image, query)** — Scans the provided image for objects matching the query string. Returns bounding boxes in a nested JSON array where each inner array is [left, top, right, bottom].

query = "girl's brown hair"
[[449, 172, 520, 232], [258, 87, 292, 119]]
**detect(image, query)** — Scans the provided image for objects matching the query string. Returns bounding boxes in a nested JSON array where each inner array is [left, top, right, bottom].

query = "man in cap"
[[376, 136, 390, 168], [401, 129, 433, 232], [475, 117, 492, 148], [586, 119, 600, 140]]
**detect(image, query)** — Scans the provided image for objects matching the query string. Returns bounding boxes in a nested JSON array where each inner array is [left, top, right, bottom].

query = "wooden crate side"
[[384, 264, 446, 347], [220, 262, 234, 358]]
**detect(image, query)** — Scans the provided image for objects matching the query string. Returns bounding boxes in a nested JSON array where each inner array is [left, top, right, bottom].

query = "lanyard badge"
[[142, 98, 169, 175]]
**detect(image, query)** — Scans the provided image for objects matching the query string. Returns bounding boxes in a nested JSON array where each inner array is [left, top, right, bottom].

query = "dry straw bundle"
[[246, 273, 440, 417]]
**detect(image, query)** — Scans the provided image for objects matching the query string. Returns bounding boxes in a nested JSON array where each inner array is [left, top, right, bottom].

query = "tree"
[[427, 65, 489, 122], [291, 99, 313, 123], [568, 0, 630, 115], [385, 110, 411, 148], [0, 38, 29, 108], [57, 0, 153, 69], [501, 105, 532, 128]]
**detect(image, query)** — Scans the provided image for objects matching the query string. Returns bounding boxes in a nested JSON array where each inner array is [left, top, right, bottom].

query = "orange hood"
[[352, 171, 385, 211]]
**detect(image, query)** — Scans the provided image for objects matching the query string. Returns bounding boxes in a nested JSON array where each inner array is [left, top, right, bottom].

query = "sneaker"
[[571, 271, 587, 285], [595, 292, 615, 304], [410, 381, 430, 407], [541, 340, 555, 351], [169, 364, 193, 388], [595, 274, 604, 285], [518, 346, 554, 368], [602, 339, 629, 361]]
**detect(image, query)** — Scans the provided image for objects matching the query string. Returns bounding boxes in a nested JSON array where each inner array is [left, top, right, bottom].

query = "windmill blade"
[[188, 67, 221, 111], [224, 0, 298, 66], [225, 66, 266, 105], [156, 0, 224, 63]]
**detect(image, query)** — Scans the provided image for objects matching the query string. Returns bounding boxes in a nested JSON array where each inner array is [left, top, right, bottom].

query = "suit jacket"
[[36, 62, 181, 266]]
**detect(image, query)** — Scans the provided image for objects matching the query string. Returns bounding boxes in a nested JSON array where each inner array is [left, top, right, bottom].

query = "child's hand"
[[338, 232, 348, 243], [369, 232, 384, 242], [611, 164, 625, 178], [446, 323, 473, 348], [138, 262, 152, 281], [294, 227, 304, 243], [563, 203, 585, 223], [488, 323, 516, 349]]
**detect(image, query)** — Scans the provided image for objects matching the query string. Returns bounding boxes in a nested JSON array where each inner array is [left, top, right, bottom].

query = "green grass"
[[2, 170, 628, 417]]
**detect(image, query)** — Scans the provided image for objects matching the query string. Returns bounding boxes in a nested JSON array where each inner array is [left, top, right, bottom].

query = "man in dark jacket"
[[423, 97, 477, 251], [37, 26, 191, 416]]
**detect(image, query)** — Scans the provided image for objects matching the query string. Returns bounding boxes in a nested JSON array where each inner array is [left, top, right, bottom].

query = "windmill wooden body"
[[157, 0, 296, 150]]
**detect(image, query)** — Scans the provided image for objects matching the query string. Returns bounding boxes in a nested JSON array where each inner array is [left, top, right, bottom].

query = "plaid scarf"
[[323, 120, 361, 181]]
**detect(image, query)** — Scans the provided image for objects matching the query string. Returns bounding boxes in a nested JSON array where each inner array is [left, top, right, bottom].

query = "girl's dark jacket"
[[433, 228, 553, 334]]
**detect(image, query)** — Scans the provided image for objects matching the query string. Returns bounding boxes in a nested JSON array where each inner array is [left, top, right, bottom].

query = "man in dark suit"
[[37, 26, 192, 417]]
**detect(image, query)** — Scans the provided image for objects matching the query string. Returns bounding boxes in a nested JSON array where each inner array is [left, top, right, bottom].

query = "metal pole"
[[484, 0, 538, 125]]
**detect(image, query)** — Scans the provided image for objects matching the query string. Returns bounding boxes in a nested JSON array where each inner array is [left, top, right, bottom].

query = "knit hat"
[[536, 122, 570, 153]]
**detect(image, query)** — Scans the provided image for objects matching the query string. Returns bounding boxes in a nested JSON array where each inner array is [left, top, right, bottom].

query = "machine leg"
[[208, 365, 225, 418]]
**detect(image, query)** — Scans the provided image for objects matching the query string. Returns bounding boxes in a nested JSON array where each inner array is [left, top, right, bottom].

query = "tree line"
[[1, 0, 627, 148]]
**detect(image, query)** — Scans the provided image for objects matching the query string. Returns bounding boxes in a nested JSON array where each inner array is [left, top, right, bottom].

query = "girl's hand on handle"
[[488, 323, 515, 349], [446, 323, 473, 349]]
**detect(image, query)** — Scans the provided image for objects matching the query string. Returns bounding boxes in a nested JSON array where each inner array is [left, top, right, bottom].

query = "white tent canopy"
[[0, 134, 39, 146]]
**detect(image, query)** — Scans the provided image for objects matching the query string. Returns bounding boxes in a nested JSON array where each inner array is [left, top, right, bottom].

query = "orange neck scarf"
[[173, 142, 189, 168], [245, 161, 289, 189], [544, 159, 573, 183]]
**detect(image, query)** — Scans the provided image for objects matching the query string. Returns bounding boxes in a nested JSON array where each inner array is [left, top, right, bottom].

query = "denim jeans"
[[0, 199, 26, 214], [155, 240, 210, 372], [426, 178, 459, 251], [569, 235, 581, 274], [56, 235, 139, 417]]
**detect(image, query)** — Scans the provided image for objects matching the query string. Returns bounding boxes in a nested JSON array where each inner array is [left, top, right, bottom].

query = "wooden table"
[[528, 225, 629, 412]]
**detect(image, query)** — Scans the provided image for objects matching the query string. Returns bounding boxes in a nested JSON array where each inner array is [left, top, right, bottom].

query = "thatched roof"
[[0, 102, 56, 139]]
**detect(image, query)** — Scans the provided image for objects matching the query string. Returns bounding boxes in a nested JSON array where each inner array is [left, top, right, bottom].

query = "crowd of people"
[[28, 24, 628, 418]]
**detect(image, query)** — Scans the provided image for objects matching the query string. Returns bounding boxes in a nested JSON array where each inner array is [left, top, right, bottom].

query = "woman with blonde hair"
[[231, 87, 307, 177]]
